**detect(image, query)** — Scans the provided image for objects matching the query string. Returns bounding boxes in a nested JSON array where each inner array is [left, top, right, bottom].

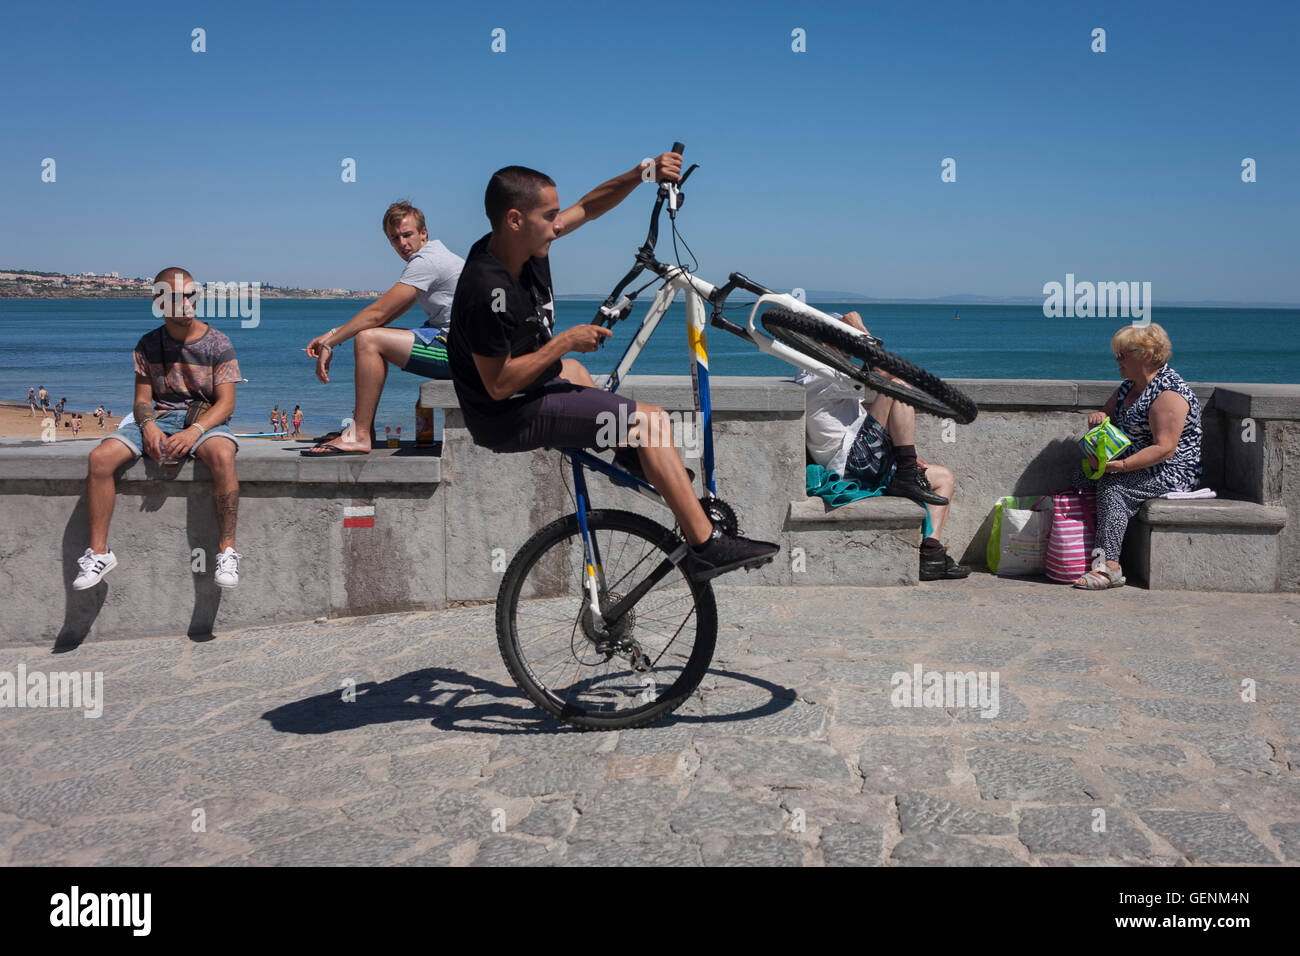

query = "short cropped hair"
[[382, 200, 426, 237], [484, 166, 556, 230], [153, 266, 194, 289], [1111, 322, 1172, 367]]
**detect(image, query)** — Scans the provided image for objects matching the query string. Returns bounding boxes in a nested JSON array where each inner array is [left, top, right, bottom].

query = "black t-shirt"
[[448, 233, 563, 447]]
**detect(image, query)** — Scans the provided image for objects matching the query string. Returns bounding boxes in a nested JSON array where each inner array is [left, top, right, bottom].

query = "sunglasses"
[[1113, 348, 1140, 360]]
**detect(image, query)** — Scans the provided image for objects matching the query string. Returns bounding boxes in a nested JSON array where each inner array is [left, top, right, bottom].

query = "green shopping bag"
[[986, 495, 1054, 575]]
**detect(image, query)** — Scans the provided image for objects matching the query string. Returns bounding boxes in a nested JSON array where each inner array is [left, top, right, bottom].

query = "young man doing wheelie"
[[447, 157, 779, 581]]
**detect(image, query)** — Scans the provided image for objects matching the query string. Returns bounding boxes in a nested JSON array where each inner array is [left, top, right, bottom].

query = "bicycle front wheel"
[[496, 509, 718, 730], [761, 307, 978, 423]]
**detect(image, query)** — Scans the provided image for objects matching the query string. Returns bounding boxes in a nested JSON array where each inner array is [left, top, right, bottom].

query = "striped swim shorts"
[[407, 327, 452, 379]]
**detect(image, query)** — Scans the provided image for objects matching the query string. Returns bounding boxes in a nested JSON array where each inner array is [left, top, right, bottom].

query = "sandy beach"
[[0, 402, 123, 440]]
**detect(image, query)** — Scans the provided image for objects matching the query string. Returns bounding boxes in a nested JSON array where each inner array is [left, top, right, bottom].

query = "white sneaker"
[[214, 548, 241, 588], [73, 548, 118, 590]]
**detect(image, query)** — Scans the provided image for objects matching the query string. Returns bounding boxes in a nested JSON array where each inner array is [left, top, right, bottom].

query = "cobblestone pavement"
[[3, 576, 1299, 866]]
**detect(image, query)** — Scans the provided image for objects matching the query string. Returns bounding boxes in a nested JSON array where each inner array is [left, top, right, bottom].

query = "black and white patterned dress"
[[1079, 364, 1203, 562]]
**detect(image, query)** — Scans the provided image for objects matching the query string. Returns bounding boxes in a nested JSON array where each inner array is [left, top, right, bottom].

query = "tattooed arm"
[[133, 376, 164, 461]]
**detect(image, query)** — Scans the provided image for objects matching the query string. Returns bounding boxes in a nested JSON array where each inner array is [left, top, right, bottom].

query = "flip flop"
[[310, 425, 378, 446], [300, 444, 370, 457]]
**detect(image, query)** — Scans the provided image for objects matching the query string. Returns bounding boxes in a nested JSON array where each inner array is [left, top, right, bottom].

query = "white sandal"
[[1074, 551, 1125, 590]]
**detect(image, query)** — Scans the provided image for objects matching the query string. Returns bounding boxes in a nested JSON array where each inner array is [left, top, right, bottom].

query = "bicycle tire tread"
[[761, 307, 978, 423], [496, 509, 717, 731]]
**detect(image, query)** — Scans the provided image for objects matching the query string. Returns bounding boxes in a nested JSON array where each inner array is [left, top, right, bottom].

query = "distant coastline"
[[6, 271, 1296, 310], [0, 291, 377, 301], [0, 269, 380, 301]]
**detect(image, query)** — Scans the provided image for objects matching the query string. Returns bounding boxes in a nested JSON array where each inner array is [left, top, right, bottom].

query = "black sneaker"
[[920, 549, 970, 581], [684, 528, 780, 582], [885, 466, 949, 506], [611, 447, 694, 485]]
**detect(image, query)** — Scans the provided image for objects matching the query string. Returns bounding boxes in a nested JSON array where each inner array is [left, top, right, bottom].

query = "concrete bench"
[[1122, 497, 1288, 592], [786, 496, 926, 585], [0, 436, 444, 646]]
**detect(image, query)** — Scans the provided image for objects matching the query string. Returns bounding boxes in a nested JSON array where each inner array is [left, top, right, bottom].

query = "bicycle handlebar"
[[592, 142, 686, 327]]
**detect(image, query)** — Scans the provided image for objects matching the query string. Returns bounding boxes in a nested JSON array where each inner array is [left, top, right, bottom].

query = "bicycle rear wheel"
[[761, 307, 978, 423], [496, 509, 717, 730]]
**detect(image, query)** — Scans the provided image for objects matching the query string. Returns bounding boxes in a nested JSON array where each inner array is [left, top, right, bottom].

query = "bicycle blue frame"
[[555, 269, 722, 619]]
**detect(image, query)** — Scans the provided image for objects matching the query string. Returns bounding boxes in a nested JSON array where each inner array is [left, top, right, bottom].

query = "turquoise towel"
[[806, 464, 933, 536], [806, 464, 883, 507]]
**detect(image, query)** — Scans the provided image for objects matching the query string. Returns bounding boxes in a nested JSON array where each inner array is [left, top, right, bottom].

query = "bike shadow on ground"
[[262, 666, 796, 736]]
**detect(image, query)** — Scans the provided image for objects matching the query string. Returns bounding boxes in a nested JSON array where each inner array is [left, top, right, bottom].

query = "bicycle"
[[496, 143, 978, 730]]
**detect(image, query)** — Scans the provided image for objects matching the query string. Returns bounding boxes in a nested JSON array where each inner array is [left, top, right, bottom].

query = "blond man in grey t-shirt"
[[303, 200, 464, 456]]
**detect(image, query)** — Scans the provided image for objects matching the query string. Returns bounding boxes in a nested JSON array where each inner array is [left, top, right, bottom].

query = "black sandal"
[[310, 424, 378, 446]]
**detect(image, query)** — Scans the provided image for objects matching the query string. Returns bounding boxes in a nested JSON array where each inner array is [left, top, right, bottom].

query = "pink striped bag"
[[1046, 489, 1097, 583]]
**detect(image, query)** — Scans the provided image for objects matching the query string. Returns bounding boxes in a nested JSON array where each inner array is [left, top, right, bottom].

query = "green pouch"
[[1081, 416, 1132, 479]]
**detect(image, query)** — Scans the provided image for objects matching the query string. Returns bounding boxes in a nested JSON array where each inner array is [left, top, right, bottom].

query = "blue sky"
[[2, 0, 1297, 302]]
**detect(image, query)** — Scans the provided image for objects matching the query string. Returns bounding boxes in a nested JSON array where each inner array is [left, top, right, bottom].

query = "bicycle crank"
[[699, 495, 739, 536]]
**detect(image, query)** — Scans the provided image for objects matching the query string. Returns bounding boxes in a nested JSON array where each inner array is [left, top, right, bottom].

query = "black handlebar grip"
[[672, 142, 685, 155]]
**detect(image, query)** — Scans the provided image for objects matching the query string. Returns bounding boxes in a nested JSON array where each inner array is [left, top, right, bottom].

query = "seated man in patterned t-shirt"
[[73, 266, 245, 590]]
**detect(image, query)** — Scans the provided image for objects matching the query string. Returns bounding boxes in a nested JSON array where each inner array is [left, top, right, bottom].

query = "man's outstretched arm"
[[556, 151, 682, 238], [306, 282, 418, 383]]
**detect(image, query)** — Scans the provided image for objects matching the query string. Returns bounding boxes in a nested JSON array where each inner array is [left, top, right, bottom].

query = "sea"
[[1, 298, 1297, 434]]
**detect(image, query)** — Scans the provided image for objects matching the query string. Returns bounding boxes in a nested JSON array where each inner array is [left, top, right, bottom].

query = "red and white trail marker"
[[343, 505, 375, 529]]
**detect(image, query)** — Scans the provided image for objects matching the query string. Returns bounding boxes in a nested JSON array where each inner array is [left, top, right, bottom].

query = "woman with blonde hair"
[[1075, 322, 1203, 589]]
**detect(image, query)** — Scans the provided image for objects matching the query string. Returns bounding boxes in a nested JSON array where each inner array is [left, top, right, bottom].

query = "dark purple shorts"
[[488, 378, 638, 454]]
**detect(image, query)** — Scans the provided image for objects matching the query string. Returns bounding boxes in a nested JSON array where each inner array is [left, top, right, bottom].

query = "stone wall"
[[1, 377, 1295, 646]]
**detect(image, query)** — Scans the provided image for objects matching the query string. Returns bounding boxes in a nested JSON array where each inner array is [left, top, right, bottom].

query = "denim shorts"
[[103, 409, 239, 457]]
